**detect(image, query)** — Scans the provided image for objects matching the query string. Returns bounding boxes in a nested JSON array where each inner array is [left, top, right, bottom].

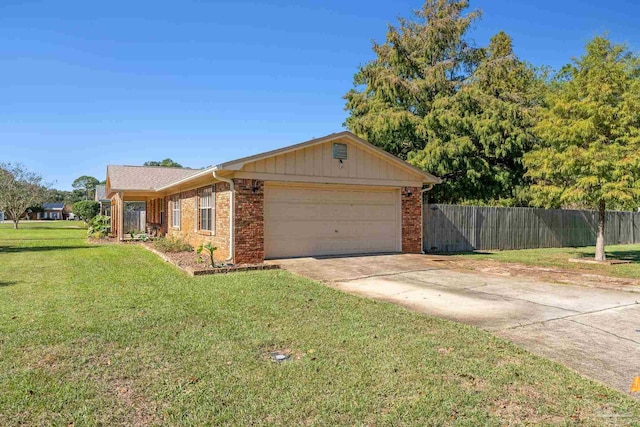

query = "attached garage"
[[264, 183, 401, 258], [106, 131, 440, 264]]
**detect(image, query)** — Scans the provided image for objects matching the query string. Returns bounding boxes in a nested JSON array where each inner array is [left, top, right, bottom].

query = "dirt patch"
[[490, 385, 567, 425], [109, 378, 160, 427], [444, 258, 640, 291]]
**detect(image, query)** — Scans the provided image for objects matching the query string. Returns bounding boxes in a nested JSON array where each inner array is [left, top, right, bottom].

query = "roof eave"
[[154, 166, 219, 192]]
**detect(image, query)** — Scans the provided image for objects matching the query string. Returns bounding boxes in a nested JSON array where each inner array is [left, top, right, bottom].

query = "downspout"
[[420, 184, 435, 254], [212, 170, 234, 263]]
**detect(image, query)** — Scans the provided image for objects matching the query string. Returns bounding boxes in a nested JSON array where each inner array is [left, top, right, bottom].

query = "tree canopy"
[[144, 159, 183, 168], [72, 175, 100, 201], [524, 36, 640, 259], [0, 163, 49, 229], [344, 0, 542, 205], [72, 200, 100, 223]]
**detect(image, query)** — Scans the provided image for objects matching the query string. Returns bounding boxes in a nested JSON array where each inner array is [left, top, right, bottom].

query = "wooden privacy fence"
[[423, 204, 640, 252]]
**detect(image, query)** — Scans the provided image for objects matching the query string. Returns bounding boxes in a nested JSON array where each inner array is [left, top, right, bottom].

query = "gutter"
[[421, 184, 435, 255], [212, 170, 234, 263]]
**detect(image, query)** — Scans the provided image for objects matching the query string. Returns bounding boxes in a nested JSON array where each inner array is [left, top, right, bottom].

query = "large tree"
[[524, 36, 640, 261], [409, 32, 542, 204], [344, 1, 540, 204], [72, 175, 100, 201], [0, 163, 49, 229], [345, 0, 482, 160], [144, 158, 183, 168]]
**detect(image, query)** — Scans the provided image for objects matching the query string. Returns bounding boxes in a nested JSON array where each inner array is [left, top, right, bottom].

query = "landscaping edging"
[[185, 264, 280, 276], [141, 244, 280, 276]]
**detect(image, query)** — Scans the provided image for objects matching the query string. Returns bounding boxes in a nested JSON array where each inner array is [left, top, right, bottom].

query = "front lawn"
[[455, 244, 640, 280], [1, 222, 638, 425]]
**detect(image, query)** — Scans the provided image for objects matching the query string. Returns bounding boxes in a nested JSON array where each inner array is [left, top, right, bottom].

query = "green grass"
[[1, 222, 639, 426], [455, 244, 640, 280]]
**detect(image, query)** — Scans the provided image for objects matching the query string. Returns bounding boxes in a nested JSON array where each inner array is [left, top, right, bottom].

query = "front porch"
[[110, 191, 166, 241]]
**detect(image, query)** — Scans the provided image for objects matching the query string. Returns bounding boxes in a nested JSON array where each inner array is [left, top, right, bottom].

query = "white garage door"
[[264, 183, 401, 259]]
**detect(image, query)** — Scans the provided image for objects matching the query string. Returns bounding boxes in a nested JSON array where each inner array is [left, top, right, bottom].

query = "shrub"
[[153, 234, 193, 253], [73, 201, 100, 223], [197, 242, 218, 267], [87, 215, 110, 238]]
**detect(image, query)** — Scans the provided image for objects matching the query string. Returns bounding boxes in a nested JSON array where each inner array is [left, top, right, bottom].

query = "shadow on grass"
[[0, 245, 95, 253], [423, 251, 494, 256], [0, 281, 18, 287], [2, 226, 84, 230], [0, 238, 84, 241], [579, 250, 640, 263]]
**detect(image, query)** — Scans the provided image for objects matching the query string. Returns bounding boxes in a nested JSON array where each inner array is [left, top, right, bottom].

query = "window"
[[171, 195, 180, 229], [198, 186, 215, 232], [160, 198, 165, 226]]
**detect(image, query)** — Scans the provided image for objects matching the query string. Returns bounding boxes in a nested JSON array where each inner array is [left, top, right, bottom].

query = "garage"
[[264, 183, 401, 258]]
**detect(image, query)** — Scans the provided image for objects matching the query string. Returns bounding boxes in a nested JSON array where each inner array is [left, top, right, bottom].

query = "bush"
[[73, 201, 100, 223], [153, 235, 193, 253], [87, 215, 110, 238]]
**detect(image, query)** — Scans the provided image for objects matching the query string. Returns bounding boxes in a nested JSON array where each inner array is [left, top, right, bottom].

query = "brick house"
[[105, 132, 440, 264]]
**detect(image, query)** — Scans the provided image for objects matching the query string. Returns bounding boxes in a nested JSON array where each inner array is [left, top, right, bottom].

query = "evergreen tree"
[[344, 1, 541, 204], [345, 0, 483, 160], [410, 32, 542, 204]]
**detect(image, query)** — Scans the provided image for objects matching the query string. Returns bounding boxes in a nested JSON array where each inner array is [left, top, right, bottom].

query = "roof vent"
[[333, 143, 348, 160]]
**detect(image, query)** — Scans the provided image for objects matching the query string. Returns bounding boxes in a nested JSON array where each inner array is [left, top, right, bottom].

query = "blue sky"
[[2, 0, 639, 190]]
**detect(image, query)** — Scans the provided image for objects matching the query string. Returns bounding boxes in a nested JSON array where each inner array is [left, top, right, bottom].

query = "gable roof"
[[42, 202, 64, 210], [216, 131, 441, 183], [94, 184, 108, 201], [107, 165, 201, 192], [106, 132, 441, 194], [154, 131, 441, 192]]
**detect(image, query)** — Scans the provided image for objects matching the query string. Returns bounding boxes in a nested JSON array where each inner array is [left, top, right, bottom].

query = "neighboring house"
[[94, 184, 111, 216], [0, 211, 4, 222], [105, 132, 440, 264], [39, 203, 65, 220]]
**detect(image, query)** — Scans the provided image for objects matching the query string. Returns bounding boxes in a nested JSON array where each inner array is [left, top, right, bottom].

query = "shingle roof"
[[107, 165, 201, 191], [42, 202, 65, 210], [94, 184, 107, 201]]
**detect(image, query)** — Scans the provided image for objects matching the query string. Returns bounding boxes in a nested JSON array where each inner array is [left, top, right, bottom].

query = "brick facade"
[[233, 179, 264, 265], [150, 181, 420, 263], [165, 182, 232, 261], [401, 187, 422, 253]]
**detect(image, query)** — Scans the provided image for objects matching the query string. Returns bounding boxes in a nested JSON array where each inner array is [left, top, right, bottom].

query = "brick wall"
[[233, 179, 264, 264], [401, 187, 422, 253], [166, 182, 231, 261]]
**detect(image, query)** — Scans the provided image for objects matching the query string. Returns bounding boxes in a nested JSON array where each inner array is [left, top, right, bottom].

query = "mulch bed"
[[140, 243, 279, 276]]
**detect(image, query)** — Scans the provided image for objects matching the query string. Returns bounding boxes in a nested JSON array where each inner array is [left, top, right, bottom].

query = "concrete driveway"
[[273, 254, 640, 397]]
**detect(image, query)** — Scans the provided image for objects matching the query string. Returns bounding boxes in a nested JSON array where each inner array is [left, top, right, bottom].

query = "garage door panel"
[[264, 184, 401, 259]]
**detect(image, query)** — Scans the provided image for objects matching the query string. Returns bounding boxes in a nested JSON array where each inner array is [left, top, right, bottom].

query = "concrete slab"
[[498, 319, 640, 395], [333, 275, 576, 331], [276, 254, 640, 397]]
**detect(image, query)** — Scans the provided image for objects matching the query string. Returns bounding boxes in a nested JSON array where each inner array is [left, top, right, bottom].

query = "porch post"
[[119, 192, 125, 242]]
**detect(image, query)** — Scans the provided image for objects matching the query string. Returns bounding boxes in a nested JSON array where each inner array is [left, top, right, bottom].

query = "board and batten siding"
[[237, 138, 422, 186]]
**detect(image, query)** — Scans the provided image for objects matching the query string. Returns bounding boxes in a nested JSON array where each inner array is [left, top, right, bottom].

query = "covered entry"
[[264, 183, 401, 259]]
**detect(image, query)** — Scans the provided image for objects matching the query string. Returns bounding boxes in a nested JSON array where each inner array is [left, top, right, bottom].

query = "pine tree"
[[344, 1, 541, 204], [409, 31, 541, 204], [344, 0, 483, 161]]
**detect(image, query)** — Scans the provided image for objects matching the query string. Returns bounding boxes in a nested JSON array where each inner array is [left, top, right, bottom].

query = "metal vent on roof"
[[333, 143, 348, 160]]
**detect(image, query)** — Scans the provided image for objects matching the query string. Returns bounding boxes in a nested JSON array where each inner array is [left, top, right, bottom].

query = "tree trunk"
[[13, 220, 19, 229], [595, 200, 606, 261]]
